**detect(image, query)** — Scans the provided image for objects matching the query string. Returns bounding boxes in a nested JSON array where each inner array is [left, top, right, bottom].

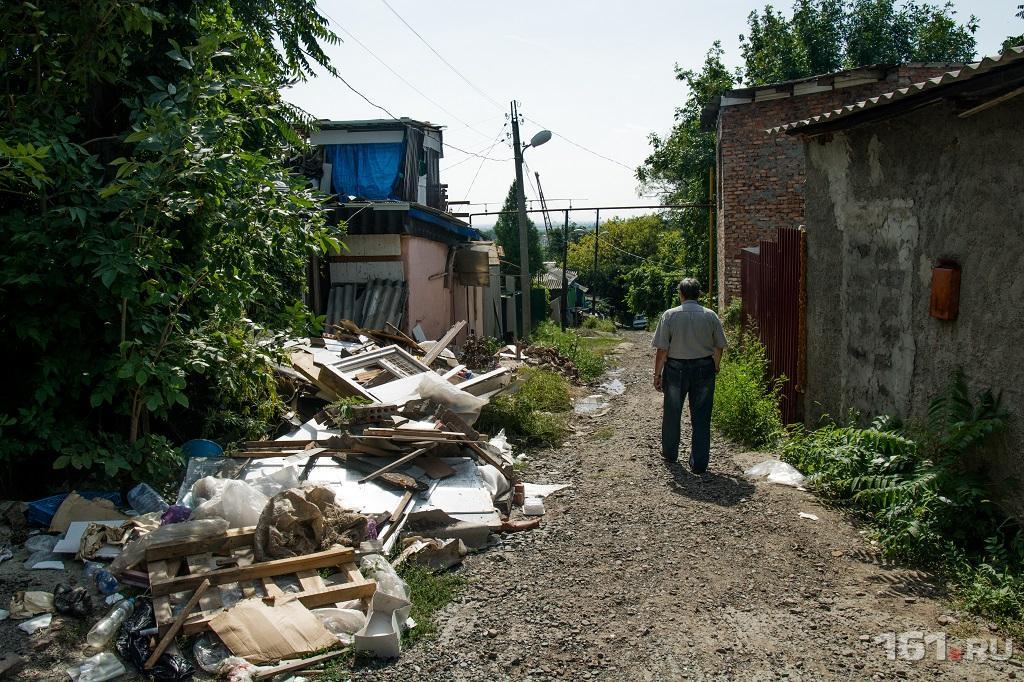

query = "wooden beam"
[[145, 579, 210, 669], [151, 546, 355, 597], [422, 320, 467, 365], [146, 527, 256, 562], [358, 444, 437, 483], [252, 650, 349, 681], [958, 84, 1024, 118]]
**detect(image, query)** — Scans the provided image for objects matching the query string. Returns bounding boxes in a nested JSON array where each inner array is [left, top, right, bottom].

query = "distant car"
[[631, 314, 647, 329]]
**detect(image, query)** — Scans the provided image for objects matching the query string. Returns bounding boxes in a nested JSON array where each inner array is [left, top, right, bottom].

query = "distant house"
[[306, 118, 501, 342], [774, 47, 1024, 508], [537, 262, 588, 326], [702, 63, 959, 307]]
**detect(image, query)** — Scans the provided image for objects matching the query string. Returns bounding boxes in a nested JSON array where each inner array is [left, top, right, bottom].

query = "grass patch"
[[781, 372, 1023, 633], [399, 564, 468, 645], [581, 316, 617, 333], [531, 321, 608, 382], [476, 368, 572, 447], [592, 426, 615, 441]]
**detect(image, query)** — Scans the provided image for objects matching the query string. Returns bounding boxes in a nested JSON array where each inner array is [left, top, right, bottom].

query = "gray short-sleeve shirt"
[[651, 301, 727, 359]]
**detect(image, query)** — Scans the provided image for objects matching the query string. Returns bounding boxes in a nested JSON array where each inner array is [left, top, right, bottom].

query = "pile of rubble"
[[0, 320, 570, 680]]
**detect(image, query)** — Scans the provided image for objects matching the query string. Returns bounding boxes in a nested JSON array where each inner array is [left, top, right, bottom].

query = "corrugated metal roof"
[[768, 46, 1024, 135], [538, 263, 578, 290]]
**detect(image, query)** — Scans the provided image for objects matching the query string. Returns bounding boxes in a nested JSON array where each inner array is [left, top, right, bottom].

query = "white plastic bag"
[[190, 479, 268, 528], [67, 652, 126, 682], [743, 460, 806, 487], [477, 464, 511, 500], [311, 608, 366, 644], [359, 554, 411, 624], [415, 372, 488, 424]]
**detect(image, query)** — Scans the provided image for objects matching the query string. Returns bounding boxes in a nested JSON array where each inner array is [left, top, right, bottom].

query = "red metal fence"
[[739, 227, 804, 424]]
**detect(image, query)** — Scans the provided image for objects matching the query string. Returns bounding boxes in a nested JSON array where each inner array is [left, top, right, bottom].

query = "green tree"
[[1002, 5, 1024, 51], [740, 0, 979, 86], [637, 43, 734, 291], [0, 1, 340, 492], [567, 215, 685, 317], [493, 181, 543, 277]]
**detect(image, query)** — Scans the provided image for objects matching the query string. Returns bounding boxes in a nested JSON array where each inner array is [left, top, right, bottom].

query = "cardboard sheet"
[[48, 493, 127, 534], [53, 520, 127, 558], [209, 598, 338, 663]]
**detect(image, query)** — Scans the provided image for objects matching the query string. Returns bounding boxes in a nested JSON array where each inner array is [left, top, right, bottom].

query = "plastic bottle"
[[126, 482, 169, 514], [95, 569, 120, 595], [85, 598, 135, 650]]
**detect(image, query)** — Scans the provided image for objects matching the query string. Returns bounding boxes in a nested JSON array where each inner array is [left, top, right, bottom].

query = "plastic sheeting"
[[328, 143, 404, 200]]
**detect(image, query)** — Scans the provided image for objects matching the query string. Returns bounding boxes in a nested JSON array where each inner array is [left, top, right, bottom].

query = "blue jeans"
[[662, 357, 716, 472]]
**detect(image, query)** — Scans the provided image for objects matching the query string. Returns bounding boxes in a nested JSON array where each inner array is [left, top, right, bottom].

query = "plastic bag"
[[160, 505, 191, 525], [311, 607, 366, 644], [415, 372, 488, 425], [218, 657, 260, 682], [67, 651, 126, 682], [54, 584, 93, 618], [189, 479, 267, 528], [24, 549, 62, 569], [477, 464, 511, 500], [24, 534, 58, 553], [193, 634, 231, 673], [17, 613, 51, 633], [598, 378, 627, 396], [359, 554, 411, 623], [743, 460, 806, 487], [110, 518, 229, 573], [116, 597, 194, 681]]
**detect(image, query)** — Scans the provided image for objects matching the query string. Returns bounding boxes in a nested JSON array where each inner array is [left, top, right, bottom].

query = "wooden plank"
[[436, 407, 479, 440], [262, 576, 284, 599], [148, 559, 178, 626], [465, 441, 514, 480], [146, 579, 210, 669], [442, 364, 466, 383], [253, 649, 349, 681], [147, 527, 257, 562], [457, 366, 510, 396], [358, 444, 437, 483], [297, 569, 326, 594], [151, 546, 355, 597], [290, 351, 342, 398], [180, 577, 377, 636], [379, 491, 414, 546], [422, 320, 467, 365], [316, 362, 378, 401]]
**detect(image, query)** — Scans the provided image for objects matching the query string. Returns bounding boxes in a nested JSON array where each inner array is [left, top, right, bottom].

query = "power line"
[[377, 0, 505, 111], [336, 72, 398, 120], [466, 127, 508, 197], [444, 140, 511, 162], [524, 116, 635, 171], [324, 16, 494, 140]]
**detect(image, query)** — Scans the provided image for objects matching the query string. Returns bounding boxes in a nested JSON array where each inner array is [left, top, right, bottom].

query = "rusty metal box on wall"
[[929, 261, 961, 321]]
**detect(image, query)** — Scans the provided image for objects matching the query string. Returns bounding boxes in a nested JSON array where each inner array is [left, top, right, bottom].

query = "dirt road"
[[360, 332, 1016, 681]]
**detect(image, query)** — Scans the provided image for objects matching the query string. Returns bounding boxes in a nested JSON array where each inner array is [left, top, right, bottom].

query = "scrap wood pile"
[[519, 345, 582, 383], [0, 319, 572, 680]]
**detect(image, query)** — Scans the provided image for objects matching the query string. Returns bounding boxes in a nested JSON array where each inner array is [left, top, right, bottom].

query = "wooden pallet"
[[145, 528, 376, 636]]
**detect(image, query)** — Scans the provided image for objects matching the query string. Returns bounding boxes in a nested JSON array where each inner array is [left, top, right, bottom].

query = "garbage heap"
[[0, 320, 569, 680]]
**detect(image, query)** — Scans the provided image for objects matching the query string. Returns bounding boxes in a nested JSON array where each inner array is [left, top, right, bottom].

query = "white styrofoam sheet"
[[53, 520, 127, 557]]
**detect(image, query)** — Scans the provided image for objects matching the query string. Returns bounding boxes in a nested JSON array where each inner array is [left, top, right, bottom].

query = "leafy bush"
[[581, 316, 617, 333], [476, 369, 571, 447], [712, 334, 783, 448], [530, 322, 606, 382], [781, 372, 1022, 627]]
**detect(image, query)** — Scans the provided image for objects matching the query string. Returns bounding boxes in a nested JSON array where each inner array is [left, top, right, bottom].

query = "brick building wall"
[[714, 66, 957, 307]]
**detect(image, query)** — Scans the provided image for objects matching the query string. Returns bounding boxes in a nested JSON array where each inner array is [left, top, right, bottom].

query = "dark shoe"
[[662, 456, 678, 465]]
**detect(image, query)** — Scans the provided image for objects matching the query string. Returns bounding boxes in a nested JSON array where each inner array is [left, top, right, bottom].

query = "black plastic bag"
[[53, 584, 93, 618], [116, 597, 194, 681]]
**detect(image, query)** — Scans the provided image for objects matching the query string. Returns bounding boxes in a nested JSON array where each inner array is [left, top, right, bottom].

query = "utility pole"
[[510, 101, 532, 338], [561, 209, 569, 331], [591, 208, 601, 313]]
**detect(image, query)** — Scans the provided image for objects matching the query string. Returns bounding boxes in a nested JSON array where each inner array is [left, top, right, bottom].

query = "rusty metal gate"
[[739, 227, 805, 424]]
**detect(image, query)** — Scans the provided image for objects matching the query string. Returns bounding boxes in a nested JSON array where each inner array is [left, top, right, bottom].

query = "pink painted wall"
[[401, 235, 451, 339]]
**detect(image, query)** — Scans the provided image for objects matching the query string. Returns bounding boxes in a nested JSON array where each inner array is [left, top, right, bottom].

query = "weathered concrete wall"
[[804, 97, 1024, 505], [716, 66, 957, 308]]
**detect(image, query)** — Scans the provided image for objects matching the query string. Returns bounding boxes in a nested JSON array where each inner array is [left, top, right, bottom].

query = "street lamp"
[[510, 100, 551, 340]]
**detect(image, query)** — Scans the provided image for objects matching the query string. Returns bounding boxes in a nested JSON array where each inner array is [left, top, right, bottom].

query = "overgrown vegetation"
[[399, 564, 468, 645], [0, 1, 340, 494], [782, 372, 1023, 629], [711, 307, 784, 448], [581, 316, 617, 333], [476, 369, 571, 448], [530, 321, 606, 382]]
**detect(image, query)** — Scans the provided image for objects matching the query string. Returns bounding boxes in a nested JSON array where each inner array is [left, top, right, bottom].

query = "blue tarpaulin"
[[328, 142, 405, 200]]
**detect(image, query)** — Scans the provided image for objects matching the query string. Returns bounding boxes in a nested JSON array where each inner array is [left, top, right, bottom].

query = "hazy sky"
[[284, 1, 1020, 225]]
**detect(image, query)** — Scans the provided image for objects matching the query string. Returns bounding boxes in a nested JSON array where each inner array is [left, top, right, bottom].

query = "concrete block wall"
[[715, 66, 957, 308]]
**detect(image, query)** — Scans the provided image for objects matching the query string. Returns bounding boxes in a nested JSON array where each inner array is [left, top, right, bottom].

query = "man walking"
[[651, 278, 727, 473]]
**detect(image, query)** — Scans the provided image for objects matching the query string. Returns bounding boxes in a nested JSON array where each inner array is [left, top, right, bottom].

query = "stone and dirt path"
[[359, 331, 1016, 681]]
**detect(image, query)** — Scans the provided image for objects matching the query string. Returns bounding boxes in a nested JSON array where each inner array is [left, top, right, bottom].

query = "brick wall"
[[715, 66, 956, 307]]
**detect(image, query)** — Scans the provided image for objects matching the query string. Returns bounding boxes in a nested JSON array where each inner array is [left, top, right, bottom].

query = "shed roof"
[[315, 118, 443, 132], [768, 46, 1024, 135], [699, 63, 960, 130]]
